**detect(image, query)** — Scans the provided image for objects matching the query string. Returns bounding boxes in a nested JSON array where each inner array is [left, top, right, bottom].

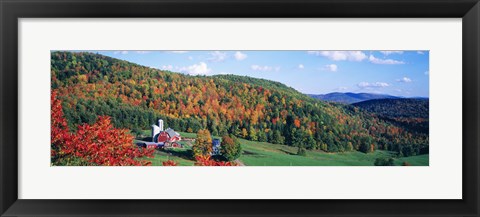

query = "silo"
[[158, 119, 164, 131]]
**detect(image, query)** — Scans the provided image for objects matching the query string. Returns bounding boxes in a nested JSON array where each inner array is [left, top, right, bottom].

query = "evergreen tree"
[[257, 130, 267, 142], [271, 130, 285, 145]]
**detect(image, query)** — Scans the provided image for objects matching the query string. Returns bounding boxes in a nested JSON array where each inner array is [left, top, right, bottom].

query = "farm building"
[[151, 119, 182, 143], [165, 128, 181, 142], [212, 139, 221, 155]]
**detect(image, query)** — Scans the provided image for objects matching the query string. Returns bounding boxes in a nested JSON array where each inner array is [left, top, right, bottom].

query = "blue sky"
[[92, 50, 429, 97]]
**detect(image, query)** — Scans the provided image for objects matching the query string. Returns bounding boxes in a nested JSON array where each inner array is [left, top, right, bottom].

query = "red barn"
[[165, 128, 181, 142], [156, 131, 170, 143], [153, 128, 181, 143]]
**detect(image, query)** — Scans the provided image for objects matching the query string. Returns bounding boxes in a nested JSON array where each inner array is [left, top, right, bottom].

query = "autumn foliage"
[[220, 135, 242, 161], [192, 129, 212, 157], [194, 156, 237, 166], [162, 160, 178, 166], [51, 91, 153, 166], [162, 158, 235, 166], [51, 52, 429, 158]]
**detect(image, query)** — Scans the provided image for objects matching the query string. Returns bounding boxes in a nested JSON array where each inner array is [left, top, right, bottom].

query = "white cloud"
[[251, 65, 273, 71], [188, 56, 193, 60], [234, 51, 247, 61], [308, 51, 367, 62], [208, 51, 228, 62], [179, 62, 211, 75], [425, 70, 429, 75], [417, 51, 425, 55], [369, 54, 405, 65], [357, 82, 390, 88], [169, 51, 189, 54], [113, 51, 129, 55], [397, 77, 412, 83], [379, 51, 404, 55], [323, 64, 338, 72], [160, 65, 174, 71], [298, 64, 304, 69], [135, 51, 151, 54]]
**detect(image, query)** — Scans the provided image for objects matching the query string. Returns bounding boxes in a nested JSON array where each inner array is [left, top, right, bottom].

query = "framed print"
[[1, 0, 479, 216], [49, 50, 430, 167]]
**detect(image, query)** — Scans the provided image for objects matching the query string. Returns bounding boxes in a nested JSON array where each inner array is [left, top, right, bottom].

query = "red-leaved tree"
[[162, 160, 178, 166], [51, 91, 154, 166], [194, 156, 237, 166]]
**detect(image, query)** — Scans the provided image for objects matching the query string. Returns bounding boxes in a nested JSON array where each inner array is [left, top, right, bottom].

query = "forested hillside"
[[353, 99, 428, 118], [353, 98, 429, 135], [51, 51, 428, 157]]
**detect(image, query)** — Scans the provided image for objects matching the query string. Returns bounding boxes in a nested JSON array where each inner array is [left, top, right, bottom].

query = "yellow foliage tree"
[[241, 128, 248, 138], [193, 129, 212, 157]]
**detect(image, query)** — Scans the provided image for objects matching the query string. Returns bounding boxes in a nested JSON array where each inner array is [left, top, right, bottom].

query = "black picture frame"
[[1, 0, 479, 216]]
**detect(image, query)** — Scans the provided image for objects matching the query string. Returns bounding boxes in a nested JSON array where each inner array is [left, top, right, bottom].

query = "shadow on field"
[[137, 136, 152, 141], [161, 148, 194, 160], [158, 149, 231, 162], [280, 149, 297, 156], [242, 150, 266, 158], [243, 150, 258, 156], [135, 142, 147, 148]]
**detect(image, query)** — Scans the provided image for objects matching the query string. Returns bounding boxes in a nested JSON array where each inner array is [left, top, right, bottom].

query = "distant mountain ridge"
[[308, 92, 401, 104]]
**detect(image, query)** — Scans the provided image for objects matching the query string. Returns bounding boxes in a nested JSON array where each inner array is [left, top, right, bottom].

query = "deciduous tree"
[[51, 91, 153, 166], [193, 129, 212, 157], [220, 135, 242, 161]]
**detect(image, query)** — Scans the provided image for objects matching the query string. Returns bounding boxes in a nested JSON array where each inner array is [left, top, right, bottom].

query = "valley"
[[141, 131, 428, 166]]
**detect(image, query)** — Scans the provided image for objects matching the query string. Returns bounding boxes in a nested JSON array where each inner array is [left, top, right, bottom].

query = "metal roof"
[[165, 128, 180, 138]]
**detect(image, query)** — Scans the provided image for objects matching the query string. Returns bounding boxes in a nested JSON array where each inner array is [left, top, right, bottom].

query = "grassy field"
[[135, 134, 196, 166], [146, 148, 196, 166], [395, 154, 429, 166], [238, 138, 428, 166], [137, 131, 428, 166]]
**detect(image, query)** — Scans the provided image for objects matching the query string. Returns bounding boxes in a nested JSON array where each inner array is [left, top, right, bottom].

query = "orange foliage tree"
[[51, 91, 153, 166], [194, 156, 237, 166], [162, 160, 178, 166], [192, 129, 212, 157], [220, 135, 242, 161]]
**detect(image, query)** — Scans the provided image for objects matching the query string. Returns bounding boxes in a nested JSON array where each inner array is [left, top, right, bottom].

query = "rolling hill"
[[353, 98, 429, 134], [51, 51, 429, 157], [309, 92, 400, 104], [352, 98, 429, 119]]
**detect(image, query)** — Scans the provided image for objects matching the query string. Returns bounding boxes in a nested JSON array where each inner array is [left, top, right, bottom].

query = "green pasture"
[[394, 154, 429, 166], [136, 131, 428, 166], [238, 138, 428, 166]]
